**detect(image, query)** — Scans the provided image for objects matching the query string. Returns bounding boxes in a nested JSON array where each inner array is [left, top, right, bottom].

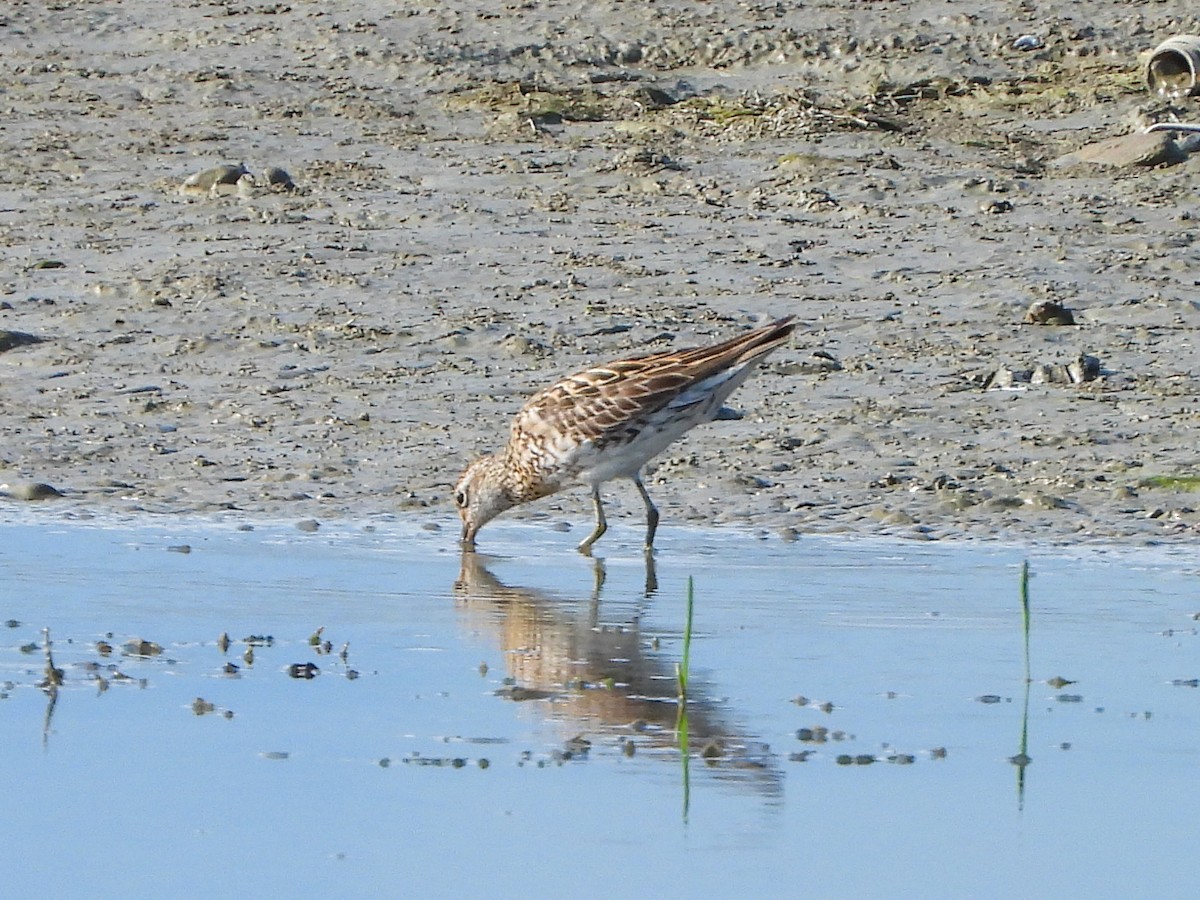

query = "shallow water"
[[1, 517, 1197, 898]]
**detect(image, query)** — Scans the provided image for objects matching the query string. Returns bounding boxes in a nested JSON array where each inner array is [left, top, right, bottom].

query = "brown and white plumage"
[[455, 316, 796, 553]]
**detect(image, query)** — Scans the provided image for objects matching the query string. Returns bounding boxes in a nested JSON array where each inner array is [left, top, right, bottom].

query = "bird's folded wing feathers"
[[509, 318, 794, 446]]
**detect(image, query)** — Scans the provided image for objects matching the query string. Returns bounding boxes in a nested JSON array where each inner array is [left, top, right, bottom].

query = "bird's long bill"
[[460, 519, 477, 547]]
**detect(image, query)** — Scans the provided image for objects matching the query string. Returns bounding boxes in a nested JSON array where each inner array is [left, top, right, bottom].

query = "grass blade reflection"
[[676, 576, 695, 823], [1012, 561, 1033, 810]]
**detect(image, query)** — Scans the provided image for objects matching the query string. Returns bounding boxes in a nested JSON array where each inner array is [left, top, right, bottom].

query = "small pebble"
[[0, 330, 43, 352], [264, 166, 296, 190], [180, 163, 250, 195], [1, 481, 63, 501]]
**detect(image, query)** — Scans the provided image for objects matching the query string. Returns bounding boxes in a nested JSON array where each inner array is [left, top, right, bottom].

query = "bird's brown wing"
[[510, 316, 796, 446]]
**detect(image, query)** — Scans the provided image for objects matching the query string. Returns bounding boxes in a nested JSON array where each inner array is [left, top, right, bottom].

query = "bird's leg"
[[588, 556, 607, 613], [577, 487, 607, 554], [642, 549, 658, 597], [632, 472, 659, 552]]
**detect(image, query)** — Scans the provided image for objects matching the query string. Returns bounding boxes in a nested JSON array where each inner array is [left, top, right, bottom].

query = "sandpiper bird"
[[455, 316, 796, 553]]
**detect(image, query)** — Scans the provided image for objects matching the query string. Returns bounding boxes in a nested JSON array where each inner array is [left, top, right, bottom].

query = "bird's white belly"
[[574, 401, 723, 486]]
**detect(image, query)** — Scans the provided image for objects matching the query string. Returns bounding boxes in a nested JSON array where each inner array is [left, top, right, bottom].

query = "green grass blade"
[[677, 575, 694, 702], [677, 703, 691, 823], [1020, 560, 1031, 684]]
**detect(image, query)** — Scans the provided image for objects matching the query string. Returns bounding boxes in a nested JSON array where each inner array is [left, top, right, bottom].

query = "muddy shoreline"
[[1, 2, 1198, 546]]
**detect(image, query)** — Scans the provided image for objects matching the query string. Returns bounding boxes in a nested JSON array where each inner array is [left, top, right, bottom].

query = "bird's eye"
[[454, 489, 468, 508]]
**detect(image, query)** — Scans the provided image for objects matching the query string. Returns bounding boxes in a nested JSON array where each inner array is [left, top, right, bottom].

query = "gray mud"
[[1, 2, 1198, 544]]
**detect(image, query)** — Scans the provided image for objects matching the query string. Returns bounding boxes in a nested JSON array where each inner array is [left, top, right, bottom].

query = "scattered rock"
[[1020, 491, 1071, 510], [976, 352, 1101, 388], [287, 662, 319, 679], [1024, 301, 1075, 325], [777, 350, 841, 375], [1051, 132, 1185, 169], [1, 481, 63, 501], [976, 365, 1029, 389], [700, 739, 724, 759], [180, 163, 251, 195], [501, 334, 549, 357], [263, 166, 296, 190], [871, 508, 916, 526], [600, 147, 684, 173], [0, 330, 43, 353], [123, 638, 163, 656], [1066, 353, 1101, 384], [192, 697, 216, 715]]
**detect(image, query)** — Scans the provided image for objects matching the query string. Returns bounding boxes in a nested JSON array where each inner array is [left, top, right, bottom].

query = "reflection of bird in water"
[[454, 551, 781, 794], [455, 317, 796, 553]]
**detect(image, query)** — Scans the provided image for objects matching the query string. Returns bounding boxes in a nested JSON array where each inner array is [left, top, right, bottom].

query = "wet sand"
[[1, 1, 1198, 544]]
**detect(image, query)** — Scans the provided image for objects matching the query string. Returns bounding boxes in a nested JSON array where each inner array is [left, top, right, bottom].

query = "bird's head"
[[454, 455, 516, 548]]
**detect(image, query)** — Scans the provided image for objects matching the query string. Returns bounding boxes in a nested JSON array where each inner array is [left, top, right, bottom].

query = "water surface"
[[1, 517, 1197, 898]]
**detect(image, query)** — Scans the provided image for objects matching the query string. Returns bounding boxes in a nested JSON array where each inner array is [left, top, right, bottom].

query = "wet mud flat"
[[0, 1, 1198, 547], [2, 516, 1199, 896]]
